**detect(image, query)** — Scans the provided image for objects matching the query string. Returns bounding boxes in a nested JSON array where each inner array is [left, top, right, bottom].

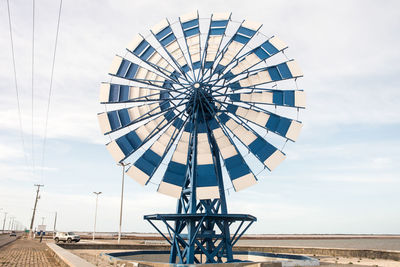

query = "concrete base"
[[58, 243, 400, 261], [103, 250, 319, 267], [47, 243, 96, 267]]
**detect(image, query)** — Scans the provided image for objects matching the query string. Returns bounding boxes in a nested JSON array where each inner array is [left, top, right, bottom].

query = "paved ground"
[[0, 238, 61, 266], [0, 235, 17, 248]]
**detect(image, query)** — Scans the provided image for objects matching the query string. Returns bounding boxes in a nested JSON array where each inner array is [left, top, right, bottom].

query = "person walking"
[[39, 230, 43, 242]]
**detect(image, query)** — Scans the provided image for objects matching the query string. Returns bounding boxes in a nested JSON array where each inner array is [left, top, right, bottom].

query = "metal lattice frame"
[[99, 11, 305, 264]]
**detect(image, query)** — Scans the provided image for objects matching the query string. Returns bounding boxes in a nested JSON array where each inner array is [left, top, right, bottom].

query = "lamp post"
[[92, 192, 102, 241], [117, 162, 129, 244]]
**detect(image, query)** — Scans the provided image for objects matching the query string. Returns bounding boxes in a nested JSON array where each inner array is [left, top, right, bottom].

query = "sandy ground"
[[70, 249, 119, 267], [318, 255, 400, 267], [56, 236, 400, 267], [68, 248, 400, 267]]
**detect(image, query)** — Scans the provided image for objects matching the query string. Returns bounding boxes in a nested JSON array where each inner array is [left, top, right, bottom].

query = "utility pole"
[[29, 184, 44, 237], [117, 162, 129, 244], [11, 217, 15, 231], [8, 217, 15, 231], [92, 192, 102, 241], [53, 212, 57, 238], [2, 212, 7, 233]]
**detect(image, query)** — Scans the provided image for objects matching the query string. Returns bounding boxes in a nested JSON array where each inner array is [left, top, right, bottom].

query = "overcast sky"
[[0, 0, 399, 234]]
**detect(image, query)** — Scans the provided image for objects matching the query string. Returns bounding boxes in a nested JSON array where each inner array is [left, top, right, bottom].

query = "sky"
[[0, 0, 399, 234]]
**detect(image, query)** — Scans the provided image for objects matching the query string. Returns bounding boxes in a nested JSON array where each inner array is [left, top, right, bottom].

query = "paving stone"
[[0, 238, 61, 266]]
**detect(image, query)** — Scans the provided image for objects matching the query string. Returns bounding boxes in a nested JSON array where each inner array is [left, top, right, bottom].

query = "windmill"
[[98, 11, 305, 264]]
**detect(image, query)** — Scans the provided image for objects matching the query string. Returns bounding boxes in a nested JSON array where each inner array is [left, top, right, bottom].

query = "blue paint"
[[261, 41, 279, 55], [117, 109, 130, 126], [155, 26, 172, 40], [197, 164, 217, 187], [229, 94, 241, 101], [268, 66, 281, 81], [218, 113, 230, 124], [182, 64, 190, 73], [133, 39, 149, 55], [126, 131, 142, 149], [109, 84, 119, 102], [184, 27, 200, 37], [182, 19, 198, 29], [119, 85, 129, 101], [140, 46, 155, 60], [229, 164, 250, 180], [254, 47, 269, 60], [276, 117, 291, 136], [211, 20, 228, 27], [273, 91, 284, 105], [160, 33, 175, 46], [164, 111, 174, 121], [135, 157, 155, 176], [115, 136, 133, 156], [163, 161, 186, 186], [107, 111, 121, 130], [193, 61, 201, 70], [143, 149, 162, 167], [226, 104, 238, 113], [230, 82, 241, 90], [173, 118, 184, 128], [277, 62, 292, 79], [233, 34, 250, 44], [159, 101, 170, 111], [116, 59, 130, 76], [283, 90, 295, 107], [210, 28, 225, 35], [125, 63, 138, 79], [266, 114, 280, 131], [238, 26, 256, 37]]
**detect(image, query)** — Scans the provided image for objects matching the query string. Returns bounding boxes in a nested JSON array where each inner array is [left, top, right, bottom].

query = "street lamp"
[[117, 162, 129, 244], [92, 191, 102, 241]]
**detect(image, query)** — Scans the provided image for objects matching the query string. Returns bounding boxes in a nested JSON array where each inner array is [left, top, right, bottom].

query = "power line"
[[40, 0, 63, 180], [6, 0, 29, 168], [31, 0, 36, 176]]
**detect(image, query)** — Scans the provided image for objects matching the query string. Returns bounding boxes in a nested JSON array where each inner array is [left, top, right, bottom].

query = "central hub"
[[193, 82, 200, 89]]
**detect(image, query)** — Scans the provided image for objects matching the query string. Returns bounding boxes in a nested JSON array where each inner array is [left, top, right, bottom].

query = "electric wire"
[[31, 0, 36, 176], [40, 0, 63, 180], [6, 0, 30, 168]]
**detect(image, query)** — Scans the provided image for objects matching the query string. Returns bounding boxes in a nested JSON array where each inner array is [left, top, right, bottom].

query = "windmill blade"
[[100, 12, 305, 195]]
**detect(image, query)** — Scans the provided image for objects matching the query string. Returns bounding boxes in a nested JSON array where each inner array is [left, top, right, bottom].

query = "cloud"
[[0, 0, 399, 234]]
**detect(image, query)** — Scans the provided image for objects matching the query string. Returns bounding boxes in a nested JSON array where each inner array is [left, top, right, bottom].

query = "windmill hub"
[[185, 83, 216, 121]]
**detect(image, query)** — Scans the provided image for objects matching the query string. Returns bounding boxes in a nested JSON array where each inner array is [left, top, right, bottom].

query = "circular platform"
[[105, 250, 319, 266]]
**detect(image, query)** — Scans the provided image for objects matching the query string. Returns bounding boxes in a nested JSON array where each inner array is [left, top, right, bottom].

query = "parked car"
[[9, 231, 16, 237], [54, 232, 80, 243]]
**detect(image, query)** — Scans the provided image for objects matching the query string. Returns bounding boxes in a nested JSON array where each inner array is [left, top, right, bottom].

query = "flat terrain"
[[236, 238, 400, 251], [0, 235, 17, 249], [0, 238, 61, 266]]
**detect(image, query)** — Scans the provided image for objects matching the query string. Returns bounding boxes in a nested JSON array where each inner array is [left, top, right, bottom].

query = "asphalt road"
[[0, 234, 17, 248]]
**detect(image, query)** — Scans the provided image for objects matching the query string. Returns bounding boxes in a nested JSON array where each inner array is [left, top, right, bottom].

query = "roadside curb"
[[0, 236, 18, 249], [46, 242, 96, 267]]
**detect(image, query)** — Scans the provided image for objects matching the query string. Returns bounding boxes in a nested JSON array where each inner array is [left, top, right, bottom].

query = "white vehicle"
[[54, 232, 80, 243]]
